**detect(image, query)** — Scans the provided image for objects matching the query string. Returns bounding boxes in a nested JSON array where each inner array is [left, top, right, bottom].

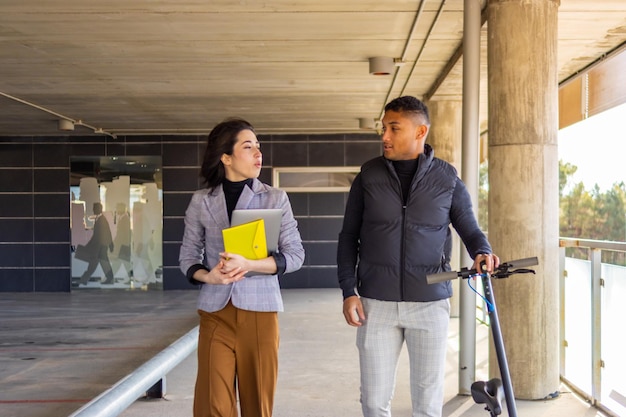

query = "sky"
[[558, 102, 626, 192]]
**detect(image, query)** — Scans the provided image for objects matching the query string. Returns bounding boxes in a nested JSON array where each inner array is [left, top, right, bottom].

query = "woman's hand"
[[219, 252, 251, 274], [194, 258, 247, 285]]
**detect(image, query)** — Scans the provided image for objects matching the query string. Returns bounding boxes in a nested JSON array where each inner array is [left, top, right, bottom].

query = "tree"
[[559, 161, 578, 197], [559, 160, 626, 265], [477, 160, 625, 265]]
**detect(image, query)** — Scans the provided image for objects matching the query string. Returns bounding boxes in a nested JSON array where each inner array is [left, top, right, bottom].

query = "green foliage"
[[477, 160, 625, 266], [559, 161, 578, 196], [559, 160, 626, 265]]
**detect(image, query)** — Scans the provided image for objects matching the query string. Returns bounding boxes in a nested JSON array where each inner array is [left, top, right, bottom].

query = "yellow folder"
[[222, 218, 268, 260]]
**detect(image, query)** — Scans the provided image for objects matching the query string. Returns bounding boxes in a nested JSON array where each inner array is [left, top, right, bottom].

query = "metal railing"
[[68, 326, 198, 417], [559, 238, 626, 417]]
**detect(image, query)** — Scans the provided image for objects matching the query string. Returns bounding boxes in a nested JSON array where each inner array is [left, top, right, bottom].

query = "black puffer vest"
[[357, 150, 457, 302]]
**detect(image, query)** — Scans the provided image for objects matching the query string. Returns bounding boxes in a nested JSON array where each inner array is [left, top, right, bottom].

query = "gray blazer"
[[179, 179, 305, 313]]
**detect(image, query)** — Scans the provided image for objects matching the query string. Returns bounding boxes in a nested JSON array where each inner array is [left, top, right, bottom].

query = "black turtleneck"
[[223, 178, 253, 221], [392, 158, 419, 205]]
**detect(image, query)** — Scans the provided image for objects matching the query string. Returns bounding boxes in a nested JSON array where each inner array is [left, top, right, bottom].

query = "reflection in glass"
[[70, 156, 162, 290]]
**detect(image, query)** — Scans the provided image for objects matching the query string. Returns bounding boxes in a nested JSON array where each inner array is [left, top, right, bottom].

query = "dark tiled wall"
[[0, 133, 381, 292]]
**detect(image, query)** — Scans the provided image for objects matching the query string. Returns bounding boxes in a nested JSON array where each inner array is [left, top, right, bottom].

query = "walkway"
[[0, 289, 602, 417]]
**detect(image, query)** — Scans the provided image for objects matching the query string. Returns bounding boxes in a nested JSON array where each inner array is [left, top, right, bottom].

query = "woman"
[[179, 118, 305, 417]]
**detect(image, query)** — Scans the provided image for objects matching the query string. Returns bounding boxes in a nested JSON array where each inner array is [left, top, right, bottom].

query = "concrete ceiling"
[[0, 0, 625, 137]]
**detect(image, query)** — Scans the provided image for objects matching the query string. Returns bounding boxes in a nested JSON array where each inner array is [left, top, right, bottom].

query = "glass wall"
[[70, 156, 162, 290]]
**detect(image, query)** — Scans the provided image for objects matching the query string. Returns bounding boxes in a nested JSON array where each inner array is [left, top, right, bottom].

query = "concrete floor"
[[0, 288, 606, 417]]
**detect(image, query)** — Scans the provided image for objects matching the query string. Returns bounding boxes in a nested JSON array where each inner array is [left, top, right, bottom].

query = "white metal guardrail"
[[68, 326, 199, 417], [560, 238, 626, 417]]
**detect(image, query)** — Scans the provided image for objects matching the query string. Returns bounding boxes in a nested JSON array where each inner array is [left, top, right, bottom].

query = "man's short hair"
[[385, 96, 430, 125]]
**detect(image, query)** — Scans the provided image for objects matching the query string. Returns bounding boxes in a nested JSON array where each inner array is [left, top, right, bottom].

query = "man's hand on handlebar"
[[472, 253, 500, 274]]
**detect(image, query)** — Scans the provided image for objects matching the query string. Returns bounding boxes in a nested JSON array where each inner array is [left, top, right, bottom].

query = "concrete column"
[[427, 100, 463, 168], [487, 0, 560, 400], [427, 99, 463, 317]]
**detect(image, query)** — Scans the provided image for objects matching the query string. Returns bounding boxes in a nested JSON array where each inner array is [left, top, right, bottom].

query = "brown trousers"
[[194, 302, 279, 417]]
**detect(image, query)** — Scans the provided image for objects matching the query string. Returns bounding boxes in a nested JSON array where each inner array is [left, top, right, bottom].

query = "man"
[[337, 96, 499, 417], [79, 202, 115, 285]]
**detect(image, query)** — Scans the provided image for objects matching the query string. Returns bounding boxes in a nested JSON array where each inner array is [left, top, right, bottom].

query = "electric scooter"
[[426, 257, 538, 417]]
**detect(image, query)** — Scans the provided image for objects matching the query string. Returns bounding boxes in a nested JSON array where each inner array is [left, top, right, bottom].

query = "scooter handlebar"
[[426, 270, 460, 284], [426, 256, 539, 284], [504, 257, 538, 269]]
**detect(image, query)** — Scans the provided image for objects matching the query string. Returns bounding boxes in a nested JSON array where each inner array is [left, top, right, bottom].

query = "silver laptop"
[[231, 208, 282, 253]]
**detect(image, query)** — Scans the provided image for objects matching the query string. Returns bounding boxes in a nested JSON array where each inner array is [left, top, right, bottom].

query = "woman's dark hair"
[[200, 117, 255, 190]]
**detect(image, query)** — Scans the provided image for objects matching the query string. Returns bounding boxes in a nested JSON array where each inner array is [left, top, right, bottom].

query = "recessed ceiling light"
[[58, 119, 75, 131], [368, 57, 395, 75]]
